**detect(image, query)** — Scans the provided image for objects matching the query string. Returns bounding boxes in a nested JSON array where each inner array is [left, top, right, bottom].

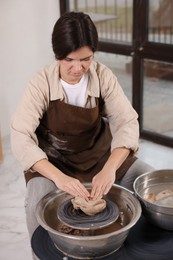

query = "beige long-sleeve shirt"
[[11, 60, 139, 171]]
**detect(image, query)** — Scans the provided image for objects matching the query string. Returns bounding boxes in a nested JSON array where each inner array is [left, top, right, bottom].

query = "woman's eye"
[[64, 56, 92, 62], [64, 58, 72, 62], [82, 55, 93, 62], [82, 58, 90, 61]]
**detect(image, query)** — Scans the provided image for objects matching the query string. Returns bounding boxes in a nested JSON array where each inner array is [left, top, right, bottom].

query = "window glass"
[[149, 0, 173, 44], [143, 59, 173, 138], [69, 0, 133, 43], [95, 52, 132, 102]]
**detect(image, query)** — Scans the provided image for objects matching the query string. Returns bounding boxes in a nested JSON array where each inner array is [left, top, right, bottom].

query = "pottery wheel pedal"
[[57, 198, 119, 230]]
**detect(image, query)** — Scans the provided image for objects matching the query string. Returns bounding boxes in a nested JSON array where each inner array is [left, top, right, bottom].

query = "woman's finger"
[[75, 182, 90, 198]]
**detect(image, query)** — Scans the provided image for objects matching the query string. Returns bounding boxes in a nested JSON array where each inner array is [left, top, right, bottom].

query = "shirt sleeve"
[[10, 71, 50, 171], [98, 64, 139, 152]]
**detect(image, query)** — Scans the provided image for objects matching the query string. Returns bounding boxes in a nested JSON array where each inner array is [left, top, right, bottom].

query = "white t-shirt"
[[60, 73, 88, 107]]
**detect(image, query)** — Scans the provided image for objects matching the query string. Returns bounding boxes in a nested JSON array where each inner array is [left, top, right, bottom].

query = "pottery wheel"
[[57, 198, 119, 230]]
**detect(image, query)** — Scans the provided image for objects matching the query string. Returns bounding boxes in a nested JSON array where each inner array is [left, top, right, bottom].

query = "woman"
[[11, 11, 154, 254]]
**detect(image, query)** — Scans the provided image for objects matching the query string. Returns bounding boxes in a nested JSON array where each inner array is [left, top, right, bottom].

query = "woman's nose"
[[73, 60, 82, 71]]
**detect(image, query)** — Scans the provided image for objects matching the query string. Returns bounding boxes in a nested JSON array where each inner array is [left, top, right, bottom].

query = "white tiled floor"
[[0, 135, 173, 260], [0, 136, 32, 260]]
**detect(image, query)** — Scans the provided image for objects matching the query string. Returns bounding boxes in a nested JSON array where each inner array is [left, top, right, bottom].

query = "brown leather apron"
[[25, 98, 137, 184]]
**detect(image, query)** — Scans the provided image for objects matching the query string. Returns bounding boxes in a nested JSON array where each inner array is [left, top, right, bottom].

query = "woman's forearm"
[[32, 159, 63, 182], [32, 159, 90, 198], [103, 147, 130, 172]]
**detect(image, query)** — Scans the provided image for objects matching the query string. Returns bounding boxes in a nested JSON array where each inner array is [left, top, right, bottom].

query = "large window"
[[60, 0, 173, 147]]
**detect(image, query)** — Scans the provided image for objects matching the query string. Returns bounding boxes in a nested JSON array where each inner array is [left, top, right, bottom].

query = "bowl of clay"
[[133, 169, 173, 231]]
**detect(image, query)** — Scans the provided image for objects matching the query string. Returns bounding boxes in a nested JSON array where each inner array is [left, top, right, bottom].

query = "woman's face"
[[59, 46, 94, 84]]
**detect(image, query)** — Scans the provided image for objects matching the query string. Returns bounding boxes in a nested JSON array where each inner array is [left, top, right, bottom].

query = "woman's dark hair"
[[52, 12, 98, 60]]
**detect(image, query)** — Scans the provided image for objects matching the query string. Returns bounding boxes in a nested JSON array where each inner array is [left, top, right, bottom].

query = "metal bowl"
[[36, 183, 141, 259], [133, 169, 173, 231]]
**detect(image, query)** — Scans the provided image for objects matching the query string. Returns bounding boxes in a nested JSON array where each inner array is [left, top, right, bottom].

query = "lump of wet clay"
[[144, 189, 173, 203], [143, 193, 156, 203], [155, 189, 173, 201], [71, 197, 106, 216]]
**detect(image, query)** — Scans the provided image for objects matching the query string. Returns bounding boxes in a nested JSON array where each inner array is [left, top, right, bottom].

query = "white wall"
[[0, 0, 60, 137]]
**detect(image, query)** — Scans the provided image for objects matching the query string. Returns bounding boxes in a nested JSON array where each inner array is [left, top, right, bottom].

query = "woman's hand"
[[90, 166, 116, 200], [90, 148, 130, 200], [53, 172, 90, 199], [32, 159, 90, 199]]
